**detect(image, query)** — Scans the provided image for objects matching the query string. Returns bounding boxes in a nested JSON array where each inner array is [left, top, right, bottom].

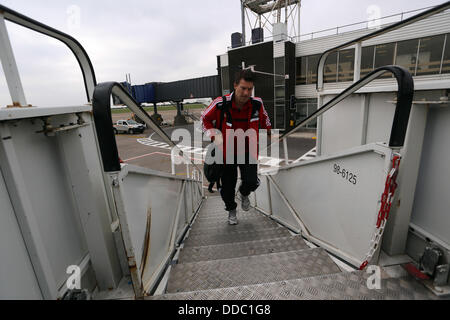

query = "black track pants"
[[220, 162, 259, 212]]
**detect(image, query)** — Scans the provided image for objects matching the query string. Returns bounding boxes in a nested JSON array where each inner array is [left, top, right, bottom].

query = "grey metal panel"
[[410, 106, 450, 246], [254, 175, 271, 214], [267, 144, 393, 266], [267, 177, 303, 230], [0, 168, 42, 299], [121, 172, 182, 284], [318, 92, 396, 156], [4, 116, 90, 291], [166, 248, 341, 293], [320, 94, 362, 155]]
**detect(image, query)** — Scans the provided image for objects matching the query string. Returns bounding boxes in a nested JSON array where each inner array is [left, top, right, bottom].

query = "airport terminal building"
[[217, 7, 450, 131]]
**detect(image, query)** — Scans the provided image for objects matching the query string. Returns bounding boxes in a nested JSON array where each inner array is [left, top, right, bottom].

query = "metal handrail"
[[316, 1, 450, 91], [266, 65, 413, 154], [0, 4, 97, 102], [92, 82, 202, 173]]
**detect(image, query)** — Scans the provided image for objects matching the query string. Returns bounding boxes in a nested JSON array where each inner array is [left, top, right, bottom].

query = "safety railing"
[[297, 4, 442, 42], [92, 81, 203, 176], [263, 65, 414, 167]]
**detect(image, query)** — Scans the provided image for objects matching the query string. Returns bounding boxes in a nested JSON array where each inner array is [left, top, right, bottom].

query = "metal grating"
[[150, 271, 442, 300], [166, 248, 341, 293], [178, 236, 309, 263]]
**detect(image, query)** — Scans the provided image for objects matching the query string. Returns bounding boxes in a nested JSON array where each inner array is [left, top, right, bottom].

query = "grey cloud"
[[0, 0, 445, 107]]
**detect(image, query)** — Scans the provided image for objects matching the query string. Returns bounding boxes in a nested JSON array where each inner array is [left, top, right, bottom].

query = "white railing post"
[[283, 138, 289, 165], [354, 42, 362, 83], [0, 14, 27, 107]]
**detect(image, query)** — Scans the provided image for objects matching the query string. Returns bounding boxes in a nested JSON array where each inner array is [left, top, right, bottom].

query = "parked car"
[[113, 119, 145, 134]]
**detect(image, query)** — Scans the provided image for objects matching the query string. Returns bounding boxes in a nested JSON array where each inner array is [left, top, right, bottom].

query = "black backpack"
[[203, 96, 229, 184]]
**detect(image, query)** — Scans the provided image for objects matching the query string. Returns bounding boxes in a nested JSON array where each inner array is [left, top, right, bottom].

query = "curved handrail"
[[0, 4, 97, 102], [272, 65, 413, 149], [92, 82, 202, 173], [316, 1, 450, 91]]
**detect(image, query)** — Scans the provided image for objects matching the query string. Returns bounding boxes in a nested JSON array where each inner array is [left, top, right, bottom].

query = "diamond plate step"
[[195, 210, 261, 222], [197, 204, 259, 217], [166, 247, 340, 293], [178, 236, 309, 263], [183, 226, 291, 247], [190, 215, 279, 235], [150, 271, 441, 300]]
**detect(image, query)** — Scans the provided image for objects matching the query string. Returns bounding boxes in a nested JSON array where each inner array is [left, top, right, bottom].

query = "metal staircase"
[[147, 195, 438, 300]]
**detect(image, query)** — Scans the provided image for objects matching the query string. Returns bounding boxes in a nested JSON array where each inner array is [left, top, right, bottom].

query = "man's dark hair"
[[234, 69, 255, 84]]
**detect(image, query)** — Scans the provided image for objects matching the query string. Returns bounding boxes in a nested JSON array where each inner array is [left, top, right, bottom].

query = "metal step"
[[166, 247, 341, 293], [196, 210, 264, 222], [189, 215, 279, 235], [183, 226, 291, 247], [150, 270, 440, 300], [196, 204, 259, 217], [178, 235, 310, 263]]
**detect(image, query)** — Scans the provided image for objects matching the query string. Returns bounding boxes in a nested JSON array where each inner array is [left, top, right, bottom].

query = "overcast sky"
[[0, 0, 445, 107]]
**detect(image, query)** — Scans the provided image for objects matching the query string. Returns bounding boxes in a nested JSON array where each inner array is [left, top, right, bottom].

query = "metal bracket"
[[36, 116, 89, 136]]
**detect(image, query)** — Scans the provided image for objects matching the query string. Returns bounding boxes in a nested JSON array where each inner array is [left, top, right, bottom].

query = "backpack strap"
[[249, 97, 261, 128], [217, 95, 231, 129]]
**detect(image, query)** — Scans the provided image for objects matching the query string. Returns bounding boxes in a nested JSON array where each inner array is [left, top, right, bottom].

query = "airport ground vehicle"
[[113, 119, 145, 134]]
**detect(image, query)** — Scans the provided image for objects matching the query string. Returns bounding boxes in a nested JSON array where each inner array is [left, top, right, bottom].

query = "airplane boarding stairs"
[[148, 195, 437, 300], [2, 4, 450, 300]]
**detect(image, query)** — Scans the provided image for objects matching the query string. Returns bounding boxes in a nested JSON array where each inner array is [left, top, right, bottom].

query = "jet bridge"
[[1, 3, 449, 300]]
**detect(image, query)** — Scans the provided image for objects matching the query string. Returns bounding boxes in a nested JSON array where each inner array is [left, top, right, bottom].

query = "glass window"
[[442, 34, 450, 74], [274, 57, 285, 86], [275, 104, 285, 129], [306, 54, 320, 84], [323, 52, 337, 83], [295, 98, 317, 128], [275, 86, 285, 99], [307, 98, 318, 128], [361, 46, 375, 77], [374, 43, 395, 78], [416, 34, 445, 76], [296, 57, 307, 85], [295, 99, 308, 123], [337, 49, 355, 82], [395, 39, 419, 75]]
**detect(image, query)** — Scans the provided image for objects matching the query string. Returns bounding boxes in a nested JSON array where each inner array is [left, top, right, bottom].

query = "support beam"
[[0, 15, 27, 106], [241, 1, 246, 46]]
